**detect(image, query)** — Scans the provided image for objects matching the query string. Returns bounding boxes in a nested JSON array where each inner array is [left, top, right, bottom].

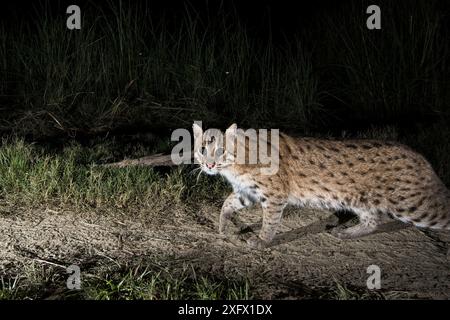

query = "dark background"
[[0, 0, 449, 143]]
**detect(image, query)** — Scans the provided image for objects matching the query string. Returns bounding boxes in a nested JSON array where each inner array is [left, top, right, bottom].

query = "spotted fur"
[[193, 123, 450, 248]]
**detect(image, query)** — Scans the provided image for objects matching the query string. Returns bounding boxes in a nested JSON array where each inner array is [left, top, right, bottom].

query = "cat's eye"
[[199, 146, 207, 156], [215, 147, 225, 157]]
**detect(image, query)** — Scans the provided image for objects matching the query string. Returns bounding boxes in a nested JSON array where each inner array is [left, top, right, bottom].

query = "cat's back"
[[278, 133, 442, 190]]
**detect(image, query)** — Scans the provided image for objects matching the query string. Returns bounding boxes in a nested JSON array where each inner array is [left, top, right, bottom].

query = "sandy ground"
[[0, 203, 449, 299]]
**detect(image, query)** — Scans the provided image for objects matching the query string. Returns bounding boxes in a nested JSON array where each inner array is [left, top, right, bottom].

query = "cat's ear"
[[192, 122, 203, 139], [225, 123, 237, 138]]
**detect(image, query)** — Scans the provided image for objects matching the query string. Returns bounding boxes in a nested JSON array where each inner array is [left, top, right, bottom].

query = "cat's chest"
[[220, 170, 255, 193]]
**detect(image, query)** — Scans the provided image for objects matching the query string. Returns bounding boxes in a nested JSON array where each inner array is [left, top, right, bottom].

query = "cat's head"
[[192, 123, 237, 175]]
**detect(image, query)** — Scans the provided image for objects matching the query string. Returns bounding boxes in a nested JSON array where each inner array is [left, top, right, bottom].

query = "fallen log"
[[102, 153, 176, 168]]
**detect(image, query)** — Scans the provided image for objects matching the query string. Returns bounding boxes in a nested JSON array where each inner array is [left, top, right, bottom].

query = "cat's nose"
[[207, 163, 215, 169]]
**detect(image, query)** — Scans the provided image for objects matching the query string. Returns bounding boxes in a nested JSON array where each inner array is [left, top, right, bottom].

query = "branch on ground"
[[102, 153, 175, 168], [101, 153, 177, 167]]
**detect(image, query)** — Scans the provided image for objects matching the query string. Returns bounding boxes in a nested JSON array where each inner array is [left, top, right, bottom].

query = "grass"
[[0, 276, 21, 299], [319, 0, 450, 125], [322, 280, 386, 300], [1, 1, 447, 139], [0, 262, 404, 300], [0, 1, 323, 138], [86, 269, 251, 300], [0, 137, 229, 209], [0, 263, 252, 300]]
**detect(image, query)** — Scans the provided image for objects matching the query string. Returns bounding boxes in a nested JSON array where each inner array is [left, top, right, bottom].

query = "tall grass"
[[318, 0, 450, 124], [1, 0, 449, 139], [0, 1, 323, 138], [1, 1, 448, 138]]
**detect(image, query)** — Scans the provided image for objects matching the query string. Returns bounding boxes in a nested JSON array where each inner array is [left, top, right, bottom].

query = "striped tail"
[[399, 187, 450, 231]]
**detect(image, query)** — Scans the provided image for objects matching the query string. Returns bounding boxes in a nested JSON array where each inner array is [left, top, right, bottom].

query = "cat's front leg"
[[219, 192, 252, 234], [247, 200, 286, 249]]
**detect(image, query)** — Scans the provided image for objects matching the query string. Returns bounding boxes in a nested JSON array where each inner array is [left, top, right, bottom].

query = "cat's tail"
[[406, 187, 450, 231], [390, 183, 450, 231]]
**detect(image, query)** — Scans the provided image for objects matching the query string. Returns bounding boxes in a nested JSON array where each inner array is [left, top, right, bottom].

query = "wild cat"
[[193, 123, 450, 249]]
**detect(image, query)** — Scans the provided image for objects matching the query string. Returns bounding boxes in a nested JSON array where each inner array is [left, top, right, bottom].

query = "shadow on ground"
[[0, 204, 449, 299]]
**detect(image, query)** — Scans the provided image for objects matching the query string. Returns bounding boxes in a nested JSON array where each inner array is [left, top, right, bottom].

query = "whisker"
[[189, 167, 201, 175], [196, 167, 203, 183]]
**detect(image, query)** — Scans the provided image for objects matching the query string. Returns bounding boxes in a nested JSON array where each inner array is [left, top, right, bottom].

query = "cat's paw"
[[330, 225, 375, 239], [246, 235, 269, 249], [330, 226, 356, 239], [331, 230, 353, 239]]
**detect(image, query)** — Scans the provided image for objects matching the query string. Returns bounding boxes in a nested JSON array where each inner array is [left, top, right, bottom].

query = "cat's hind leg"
[[333, 209, 387, 239], [247, 200, 286, 249]]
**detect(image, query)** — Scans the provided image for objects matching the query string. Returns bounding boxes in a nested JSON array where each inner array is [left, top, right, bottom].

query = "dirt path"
[[0, 204, 449, 299]]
